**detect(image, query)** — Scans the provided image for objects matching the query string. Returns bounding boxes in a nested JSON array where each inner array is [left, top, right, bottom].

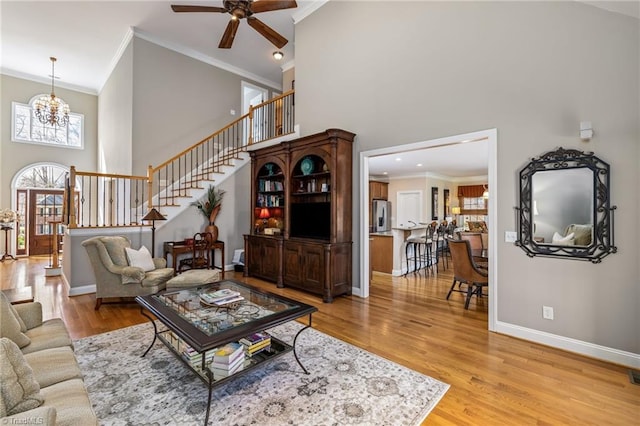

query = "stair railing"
[[64, 91, 294, 228]]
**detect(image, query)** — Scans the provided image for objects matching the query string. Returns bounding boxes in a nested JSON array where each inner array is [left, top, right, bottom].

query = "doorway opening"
[[359, 129, 498, 331], [11, 163, 69, 257], [241, 81, 269, 143]]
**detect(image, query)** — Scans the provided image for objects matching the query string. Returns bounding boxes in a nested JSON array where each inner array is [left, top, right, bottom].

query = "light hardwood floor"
[[1, 256, 638, 425]]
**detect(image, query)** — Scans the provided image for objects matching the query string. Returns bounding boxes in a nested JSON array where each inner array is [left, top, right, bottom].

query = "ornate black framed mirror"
[[516, 147, 616, 263]]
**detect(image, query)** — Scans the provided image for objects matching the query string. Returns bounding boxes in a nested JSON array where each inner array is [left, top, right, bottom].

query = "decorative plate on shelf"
[[300, 157, 314, 175]]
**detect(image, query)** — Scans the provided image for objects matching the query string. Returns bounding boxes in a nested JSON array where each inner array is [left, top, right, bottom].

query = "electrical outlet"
[[542, 306, 554, 320], [505, 231, 517, 243]]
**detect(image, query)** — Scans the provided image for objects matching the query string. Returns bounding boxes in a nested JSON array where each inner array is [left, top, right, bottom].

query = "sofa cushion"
[[552, 231, 575, 246], [167, 269, 220, 290], [0, 337, 44, 416], [12, 302, 43, 330], [24, 347, 83, 388], [101, 236, 130, 267], [467, 221, 488, 233], [564, 224, 592, 246], [1, 406, 56, 425], [21, 319, 72, 355], [141, 267, 175, 288], [40, 378, 98, 426], [0, 292, 31, 348], [125, 245, 156, 272]]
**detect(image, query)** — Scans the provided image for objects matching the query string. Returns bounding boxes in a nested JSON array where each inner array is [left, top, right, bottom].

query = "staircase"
[[64, 91, 296, 228]]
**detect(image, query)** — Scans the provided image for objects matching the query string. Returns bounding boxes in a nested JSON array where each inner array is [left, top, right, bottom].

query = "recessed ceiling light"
[[395, 157, 402, 162], [417, 163, 423, 167], [383, 172, 388, 175]]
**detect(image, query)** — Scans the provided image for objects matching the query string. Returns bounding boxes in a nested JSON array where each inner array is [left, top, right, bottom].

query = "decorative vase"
[[205, 224, 218, 242]]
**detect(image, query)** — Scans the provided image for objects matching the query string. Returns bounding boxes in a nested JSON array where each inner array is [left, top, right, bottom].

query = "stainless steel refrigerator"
[[373, 200, 391, 232]]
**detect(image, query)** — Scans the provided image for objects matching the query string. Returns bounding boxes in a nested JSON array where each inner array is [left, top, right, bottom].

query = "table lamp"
[[143, 208, 166, 256], [259, 208, 270, 226]]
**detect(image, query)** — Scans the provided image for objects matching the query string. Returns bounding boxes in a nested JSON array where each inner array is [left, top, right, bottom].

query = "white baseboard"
[[68, 284, 97, 297], [495, 320, 640, 369]]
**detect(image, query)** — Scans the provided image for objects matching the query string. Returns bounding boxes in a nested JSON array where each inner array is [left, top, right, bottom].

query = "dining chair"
[[447, 238, 489, 309], [178, 232, 213, 273], [459, 232, 487, 269]]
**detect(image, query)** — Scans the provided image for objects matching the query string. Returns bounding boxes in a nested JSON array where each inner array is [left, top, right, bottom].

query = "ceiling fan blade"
[[251, 0, 298, 14], [246, 17, 288, 48], [219, 19, 240, 49], [171, 5, 227, 13]]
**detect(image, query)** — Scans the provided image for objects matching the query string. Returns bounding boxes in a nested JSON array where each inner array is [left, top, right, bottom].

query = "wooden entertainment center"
[[243, 129, 355, 302]]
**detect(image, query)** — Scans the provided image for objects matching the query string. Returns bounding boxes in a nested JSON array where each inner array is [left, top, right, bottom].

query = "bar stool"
[[404, 234, 433, 275]]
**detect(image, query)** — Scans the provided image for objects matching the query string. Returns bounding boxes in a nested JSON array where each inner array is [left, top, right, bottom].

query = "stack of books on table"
[[210, 342, 245, 380], [200, 288, 244, 306], [181, 345, 215, 370], [239, 332, 271, 357]]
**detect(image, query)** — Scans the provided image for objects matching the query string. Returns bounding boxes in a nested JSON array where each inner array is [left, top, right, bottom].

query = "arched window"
[[11, 95, 84, 148]]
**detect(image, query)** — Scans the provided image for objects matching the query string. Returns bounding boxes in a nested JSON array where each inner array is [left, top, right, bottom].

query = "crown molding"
[[387, 173, 488, 182], [130, 27, 281, 91], [281, 60, 295, 72], [0, 67, 98, 96], [293, 0, 330, 24], [97, 27, 135, 95]]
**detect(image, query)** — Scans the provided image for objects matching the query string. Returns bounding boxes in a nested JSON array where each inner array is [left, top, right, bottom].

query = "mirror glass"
[[532, 168, 593, 246], [516, 147, 616, 263]]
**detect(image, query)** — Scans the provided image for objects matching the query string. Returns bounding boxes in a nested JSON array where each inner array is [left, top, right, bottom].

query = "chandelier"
[[34, 57, 70, 127]]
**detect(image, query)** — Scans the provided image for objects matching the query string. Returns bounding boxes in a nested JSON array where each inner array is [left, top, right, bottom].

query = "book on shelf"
[[213, 342, 244, 364]]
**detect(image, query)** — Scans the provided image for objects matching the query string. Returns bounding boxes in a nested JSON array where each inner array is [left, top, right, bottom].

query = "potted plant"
[[191, 185, 226, 241]]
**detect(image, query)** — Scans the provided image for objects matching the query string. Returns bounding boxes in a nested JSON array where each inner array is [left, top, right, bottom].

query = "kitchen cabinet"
[[370, 181, 388, 200], [370, 235, 393, 273]]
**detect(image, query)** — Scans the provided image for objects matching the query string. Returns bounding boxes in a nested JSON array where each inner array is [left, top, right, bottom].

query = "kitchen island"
[[390, 226, 430, 276], [370, 231, 393, 273]]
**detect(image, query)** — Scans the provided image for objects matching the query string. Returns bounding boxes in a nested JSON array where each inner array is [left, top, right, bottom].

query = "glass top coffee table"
[[136, 279, 317, 425]]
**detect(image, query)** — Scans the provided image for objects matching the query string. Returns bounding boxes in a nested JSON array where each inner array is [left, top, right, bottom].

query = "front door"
[[28, 189, 64, 255]]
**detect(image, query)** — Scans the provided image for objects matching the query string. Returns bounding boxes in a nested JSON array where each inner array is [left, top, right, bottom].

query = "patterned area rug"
[[74, 321, 449, 425]]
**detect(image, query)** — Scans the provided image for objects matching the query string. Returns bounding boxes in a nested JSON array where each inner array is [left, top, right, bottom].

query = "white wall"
[[130, 37, 268, 176], [0, 74, 98, 251], [295, 1, 639, 359], [98, 41, 133, 174]]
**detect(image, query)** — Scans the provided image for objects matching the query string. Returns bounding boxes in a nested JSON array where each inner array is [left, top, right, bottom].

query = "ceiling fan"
[[171, 1, 297, 49]]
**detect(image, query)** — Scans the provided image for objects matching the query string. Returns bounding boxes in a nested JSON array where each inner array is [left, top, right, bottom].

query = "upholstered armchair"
[[82, 236, 174, 310]]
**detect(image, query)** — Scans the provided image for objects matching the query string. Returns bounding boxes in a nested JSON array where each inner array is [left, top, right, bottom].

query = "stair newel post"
[[68, 166, 77, 228], [248, 105, 254, 146], [147, 165, 154, 210]]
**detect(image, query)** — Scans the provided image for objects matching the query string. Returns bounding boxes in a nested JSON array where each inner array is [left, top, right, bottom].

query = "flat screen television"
[[290, 202, 330, 240]]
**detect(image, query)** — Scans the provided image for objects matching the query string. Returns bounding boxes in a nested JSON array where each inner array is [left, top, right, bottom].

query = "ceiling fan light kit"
[[273, 51, 283, 60], [171, 0, 297, 49]]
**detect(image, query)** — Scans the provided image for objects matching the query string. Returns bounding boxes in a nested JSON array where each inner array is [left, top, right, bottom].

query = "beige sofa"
[[0, 291, 97, 425]]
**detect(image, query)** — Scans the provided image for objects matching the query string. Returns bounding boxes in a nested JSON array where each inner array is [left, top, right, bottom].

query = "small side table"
[[2, 287, 34, 304], [1, 225, 16, 262]]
